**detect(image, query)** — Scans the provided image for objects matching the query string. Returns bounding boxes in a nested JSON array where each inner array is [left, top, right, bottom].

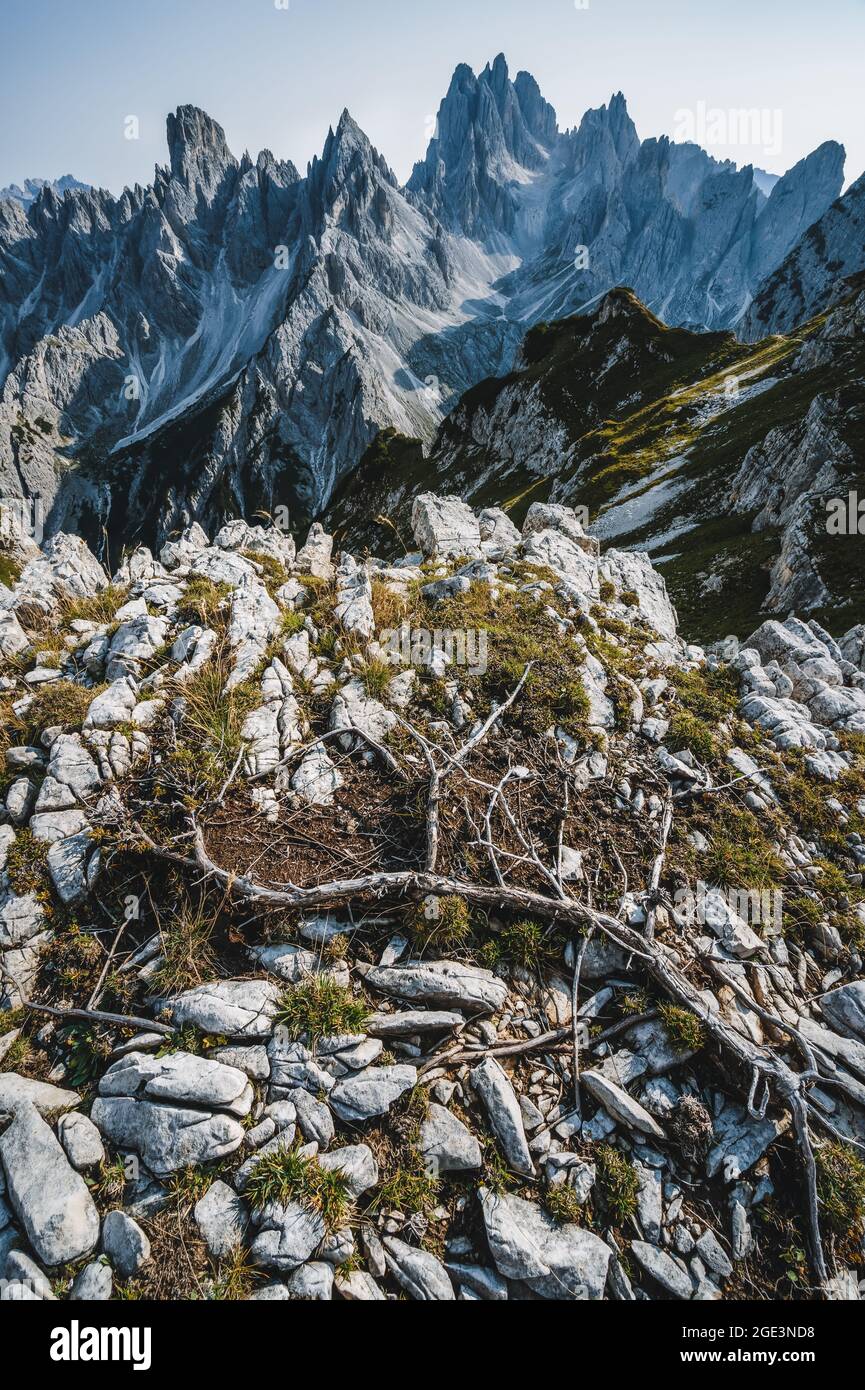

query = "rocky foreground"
[[0, 494, 864, 1302]]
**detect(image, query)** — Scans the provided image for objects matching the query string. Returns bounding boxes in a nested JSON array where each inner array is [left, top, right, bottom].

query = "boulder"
[[411, 494, 482, 560], [419, 1103, 482, 1174], [0, 1102, 100, 1266], [157, 980, 281, 1039], [329, 1065, 418, 1123], [383, 1236, 454, 1300], [480, 1188, 611, 1300], [471, 1058, 535, 1177], [364, 960, 508, 1013]]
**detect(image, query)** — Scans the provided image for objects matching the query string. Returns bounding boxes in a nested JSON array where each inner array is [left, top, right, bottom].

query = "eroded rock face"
[[820, 982, 865, 1043]]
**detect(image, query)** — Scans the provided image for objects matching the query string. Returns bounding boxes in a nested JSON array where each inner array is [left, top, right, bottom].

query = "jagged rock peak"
[[166, 105, 238, 187], [0, 174, 89, 208], [407, 54, 558, 239]]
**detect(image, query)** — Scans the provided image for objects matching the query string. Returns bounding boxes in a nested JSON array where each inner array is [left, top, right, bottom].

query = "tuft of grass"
[[670, 665, 739, 723], [371, 578, 408, 632], [245, 1146, 353, 1230], [169, 1165, 216, 1213], [0, 1033, 35, 1074], [428, 585, 592, 739], [658, 1003, 706, 1053], [173, 652, 261, 792], [498, 918, 548, 969], [703, 804, 785, 889], [92, 1156, 129, 1203], [815, 1142, 865, 1236], [595, 1144, 639, 1225], [175, 576, 230, 629], [5, 829, 52, 899], [668, 709, 722, 763], [360, 657, 395, 700], [209, 1245, 260, 1301], [275, 975, 369, 1042], [152, 891, 220, 997], [410, 895, 471, 953], [61, 585, 129, 627], [619, 990, 650, 1017], [544, 1184, 585, 1225], [371, 1163, 440, 1218], [13, 680, 101, 744]]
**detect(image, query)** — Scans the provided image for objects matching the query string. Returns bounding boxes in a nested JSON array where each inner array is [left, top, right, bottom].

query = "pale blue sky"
[[2, 0, 863, 193]]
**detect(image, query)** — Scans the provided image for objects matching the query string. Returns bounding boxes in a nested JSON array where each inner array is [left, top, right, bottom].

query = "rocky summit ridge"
[[1, 493, 864, 1302], [0, 54, 859, 553]]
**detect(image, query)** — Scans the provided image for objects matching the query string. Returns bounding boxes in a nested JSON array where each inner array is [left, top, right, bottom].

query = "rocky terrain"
[[1, 493, 864, 1302], [0, 55, 856, 550]]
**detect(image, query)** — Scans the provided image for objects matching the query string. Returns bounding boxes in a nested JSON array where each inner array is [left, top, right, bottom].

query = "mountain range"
[[1, 55, 863, 636]]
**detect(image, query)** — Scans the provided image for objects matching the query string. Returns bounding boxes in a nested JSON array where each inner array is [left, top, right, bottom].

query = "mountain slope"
[[327, 282, 865, 640], [743, 172, 865, 339]]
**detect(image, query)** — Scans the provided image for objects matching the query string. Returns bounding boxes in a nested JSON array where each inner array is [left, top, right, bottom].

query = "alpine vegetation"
[[1, 487, 865, 1306]]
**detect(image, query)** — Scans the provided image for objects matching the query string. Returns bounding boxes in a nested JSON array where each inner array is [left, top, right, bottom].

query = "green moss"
[[670, 665, 739, 722], [668, 709, 722, 763], [619, 990, 650, 1017], [0, 553, 22, 589], [703, 805, 785, 889]]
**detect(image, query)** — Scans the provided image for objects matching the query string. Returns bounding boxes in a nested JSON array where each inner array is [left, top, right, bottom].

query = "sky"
[[1, 0, 863, 195]]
